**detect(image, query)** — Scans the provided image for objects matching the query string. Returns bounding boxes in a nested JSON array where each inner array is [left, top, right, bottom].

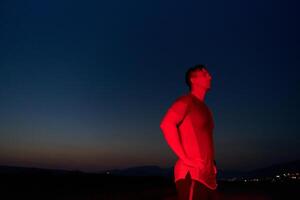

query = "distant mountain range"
[[100, 160, 300, 179], [218, 159, 300, 179], [242, 159, 300, 179], [98, 165, 173, 177], [1, 160, 299, 180], [0, 165, 83, 175]]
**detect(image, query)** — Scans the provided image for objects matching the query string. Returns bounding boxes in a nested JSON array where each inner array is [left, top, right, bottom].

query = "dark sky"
[[0, 0, 299, 172]]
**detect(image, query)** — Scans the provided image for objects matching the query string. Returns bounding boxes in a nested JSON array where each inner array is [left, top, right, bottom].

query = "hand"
[[183, 158, 203, 167], [213, 161, 217, 174]]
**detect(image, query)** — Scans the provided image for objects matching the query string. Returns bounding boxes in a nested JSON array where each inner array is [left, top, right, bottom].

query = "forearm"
[[160, 123, 190, 163]]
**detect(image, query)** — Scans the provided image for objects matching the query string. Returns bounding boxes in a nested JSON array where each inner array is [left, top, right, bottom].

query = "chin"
[[207, 83, 211, 89], [206, 85, 211, 90], [199, 85, 210, 90]]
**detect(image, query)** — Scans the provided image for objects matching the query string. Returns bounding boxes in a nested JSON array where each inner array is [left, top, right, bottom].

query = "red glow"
[[160, 68, 217, 193]]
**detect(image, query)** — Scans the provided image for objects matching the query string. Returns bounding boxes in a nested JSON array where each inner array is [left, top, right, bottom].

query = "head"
[[185, 64, 212, 91]]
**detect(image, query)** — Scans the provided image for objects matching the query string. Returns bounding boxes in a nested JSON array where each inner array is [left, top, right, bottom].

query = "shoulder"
[[173, 93, 193, 104], [167, 93, 192, 116], [169, 94, 193, 111]]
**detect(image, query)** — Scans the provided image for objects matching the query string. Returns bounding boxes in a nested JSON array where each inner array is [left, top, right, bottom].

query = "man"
[[160, 64, 218, 200]]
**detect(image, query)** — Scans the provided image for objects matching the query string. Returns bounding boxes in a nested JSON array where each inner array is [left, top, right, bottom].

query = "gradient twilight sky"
[[0, 0, 299, 172]]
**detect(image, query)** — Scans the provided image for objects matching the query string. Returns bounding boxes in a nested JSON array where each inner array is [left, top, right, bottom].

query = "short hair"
[[185, 64, 206, 90]]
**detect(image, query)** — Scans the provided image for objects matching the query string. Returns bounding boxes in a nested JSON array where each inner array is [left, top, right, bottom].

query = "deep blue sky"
[[0, 0, 299, 172]]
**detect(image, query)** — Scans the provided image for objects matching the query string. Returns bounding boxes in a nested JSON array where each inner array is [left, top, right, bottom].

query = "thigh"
[[190, 180, 209, 200], [191, 180, 220, 200], [209, 189, 219, 200], [175, 172, 192, 200]]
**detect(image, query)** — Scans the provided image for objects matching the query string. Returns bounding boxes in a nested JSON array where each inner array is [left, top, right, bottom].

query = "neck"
[[190, 87, 207, 102]]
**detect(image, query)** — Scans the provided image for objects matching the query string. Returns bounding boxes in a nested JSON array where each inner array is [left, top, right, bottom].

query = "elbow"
[[160, 120, 175, 132], [160, 121, 166, 131], [160, 119, 169, 131]]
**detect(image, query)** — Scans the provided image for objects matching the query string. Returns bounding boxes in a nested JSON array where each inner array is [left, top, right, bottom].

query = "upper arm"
[[160, 96, 190, 127]]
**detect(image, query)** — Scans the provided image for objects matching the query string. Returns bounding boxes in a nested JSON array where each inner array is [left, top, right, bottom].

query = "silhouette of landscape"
[[1, 160, 299, 199]]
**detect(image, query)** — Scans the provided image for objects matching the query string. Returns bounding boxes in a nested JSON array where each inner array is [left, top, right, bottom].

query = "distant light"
[[276, 175, 280, 178], [106, 171, 110, 174]]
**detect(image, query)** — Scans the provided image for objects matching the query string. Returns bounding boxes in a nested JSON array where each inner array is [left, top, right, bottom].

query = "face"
[[190, 68, 212, 90]]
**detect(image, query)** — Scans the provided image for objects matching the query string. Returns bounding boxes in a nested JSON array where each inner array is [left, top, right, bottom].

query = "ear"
[[190, 76, 196, 85]]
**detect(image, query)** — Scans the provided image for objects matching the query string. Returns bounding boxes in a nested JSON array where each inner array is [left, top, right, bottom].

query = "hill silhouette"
[[1, 159, 299, 179]]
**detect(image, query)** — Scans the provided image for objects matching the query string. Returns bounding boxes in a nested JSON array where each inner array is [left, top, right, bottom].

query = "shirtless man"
[[160, 64, 218, 200]]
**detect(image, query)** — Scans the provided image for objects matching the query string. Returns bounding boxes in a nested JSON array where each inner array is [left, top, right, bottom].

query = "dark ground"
[[1, 173, 299, 200]]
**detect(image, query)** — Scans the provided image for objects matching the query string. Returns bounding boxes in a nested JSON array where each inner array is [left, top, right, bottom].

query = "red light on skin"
[[160, 67, 217, 198], [190, 67, 212, 91]]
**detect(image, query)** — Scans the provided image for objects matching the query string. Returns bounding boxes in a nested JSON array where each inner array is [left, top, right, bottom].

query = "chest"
[[187, 101, 214, 130]]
